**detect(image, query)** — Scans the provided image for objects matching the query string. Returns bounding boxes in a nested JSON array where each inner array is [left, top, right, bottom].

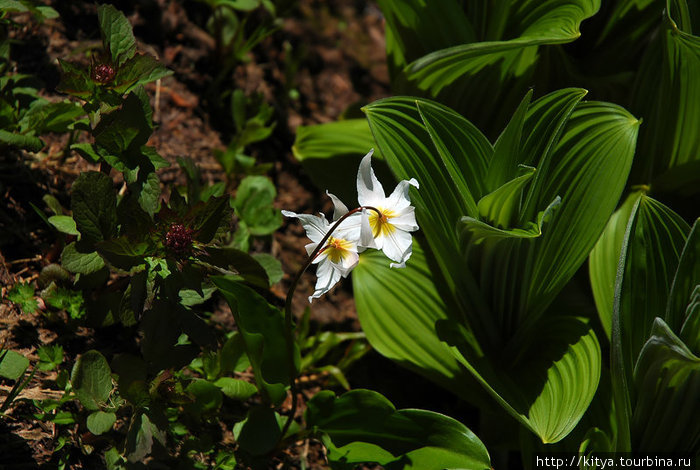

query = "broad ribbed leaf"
[[589, 191, 643, 339], [364, 96, 493, 339], [352, 244, 480, 403], [630, 0, 700, 187], [666, 220, 700, 335], [460, 196, 560, 246], [443, 315, 601, 444], [361, 91, 622, 443], [614, 196, 690, 384], [306, 389, 491, 469], [523, 102, 639, 322], [292, 119, 381, 202], [486, 90, 533, 191], [397, 0, 599, 134], [416, 100, 491, 215], [477, 166, 535, 228], [632, 318, 700, 452], [377, 0, 476, 79], [610, 195, 690, 450]]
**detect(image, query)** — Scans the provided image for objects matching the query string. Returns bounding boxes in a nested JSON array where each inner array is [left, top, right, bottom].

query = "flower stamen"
[[369, 208, 397, 237]]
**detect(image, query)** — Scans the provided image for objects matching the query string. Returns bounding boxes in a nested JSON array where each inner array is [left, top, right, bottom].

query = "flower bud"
[[165, 223, 194, 255], [91, 63, 116, 84]]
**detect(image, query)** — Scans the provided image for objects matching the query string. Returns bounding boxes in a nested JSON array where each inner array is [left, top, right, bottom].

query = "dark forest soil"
[[0, 1, 470, 468]]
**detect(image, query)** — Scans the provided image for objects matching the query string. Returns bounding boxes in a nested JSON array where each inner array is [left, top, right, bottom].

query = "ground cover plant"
[[0, 0, 698, 469]]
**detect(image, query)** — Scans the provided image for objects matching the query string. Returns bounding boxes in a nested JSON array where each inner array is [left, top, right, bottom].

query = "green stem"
[[279, 206, 379, 440]]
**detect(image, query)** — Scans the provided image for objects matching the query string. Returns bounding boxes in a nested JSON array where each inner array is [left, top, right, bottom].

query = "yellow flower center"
[[325, 236, 353, 263], [369, 208, 397, 237]]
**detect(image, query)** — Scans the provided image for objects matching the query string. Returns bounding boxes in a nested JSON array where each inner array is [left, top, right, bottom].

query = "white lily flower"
[[282, 192, 372, 302], [357, 149, 419, 268]]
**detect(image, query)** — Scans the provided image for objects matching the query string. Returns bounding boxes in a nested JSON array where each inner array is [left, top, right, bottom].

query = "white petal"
[[326, 191, 349, 221], [390, 246, 412, 268], [333, 212, 364, 242], [358, 209, 377, 249], [356, 149, 385, 207], [305, 242, 318, 256], [386, 178, 419, 212], [309, 260, 342, 303], [389, 207, 419, 232], [281, 210, 329, 243], [381, 229, 413, 267]]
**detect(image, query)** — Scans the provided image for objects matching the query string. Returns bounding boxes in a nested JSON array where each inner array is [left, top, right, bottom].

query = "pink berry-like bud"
[[92, 63, 116, 84], [165, 224, 194, 255]]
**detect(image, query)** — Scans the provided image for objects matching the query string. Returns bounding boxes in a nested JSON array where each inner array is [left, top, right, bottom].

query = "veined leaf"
[[70, 172, 117, 245], [523, 101, 640, 324], [71, 350, 113, 411], [363, 97, 491, 329], [377, 0, 476, 80], [394, 0, 599, 133], [98, 4, 136, 67], [477, 165, 535, 228], [292, 119, 380, 203], [610, 195, 690, 451], [306, 389, 491, 469], [362, 91, 631, 443], [352, 243, 484, 405], [630, 0, 700, 187], [666, 220, 700, 336], [614, 195, 689, 386], [416, 99, 491, 215], [442, 314, 601, 444], [589, 191, 644, 339], [631, 318, 700, 452]]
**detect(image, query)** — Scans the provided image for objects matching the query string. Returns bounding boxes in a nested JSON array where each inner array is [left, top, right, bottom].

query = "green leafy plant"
[[213, 89, 276, 180], [588, 193, 700, 454], [296, 0, 700, 207], [290, 1, 698, 464]]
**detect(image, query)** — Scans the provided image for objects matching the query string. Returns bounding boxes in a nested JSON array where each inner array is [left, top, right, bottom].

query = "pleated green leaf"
[[306, 389, 491, 470], [416, 99, 491, 215], [486, 90, 533, 191], [609, 195, 690, 450], [477, 165, 536, 228], [352, 244, 479, 402], [524, 102, 640, 321], [401, 1, 599, 95], [631, 318, 700, 452], [613, 196, 690, 386], [360, 91, 625, 443], [292, 119, 382, 203], [630, 0, 700, 187], [363, 96, 490, 321], [377, 0, 476, 80], [460, 196, 560, 246], [589, 191, 643, 339], [444, 315, 601, 444], [666, 220, 700, 336]]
